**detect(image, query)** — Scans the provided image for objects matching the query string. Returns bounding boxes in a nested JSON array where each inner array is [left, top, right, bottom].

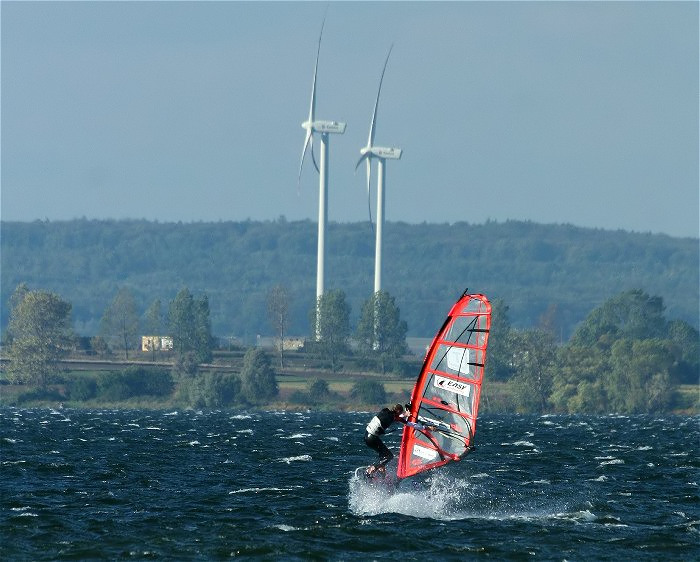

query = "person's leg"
[[365, 432, 386, 465], [376, 439, 393, 466]]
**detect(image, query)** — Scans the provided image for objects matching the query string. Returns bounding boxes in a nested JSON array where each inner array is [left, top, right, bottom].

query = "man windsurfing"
[[364, 403, 433, 476]]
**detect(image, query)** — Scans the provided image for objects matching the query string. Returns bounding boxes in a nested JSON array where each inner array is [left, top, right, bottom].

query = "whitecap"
[[236, 429, 253, 434], [145, 427, 163, 431], [589, 475, 608, 482], [326, 436, 339, 442], [599, 459, 624, 466], [230, 414, 252, 420], [229, 486, 300, 494], [278, 454, 312, 464], [282, 433, 312, 439], [273, 524, 299, 532], [188, 440, 200, 446]]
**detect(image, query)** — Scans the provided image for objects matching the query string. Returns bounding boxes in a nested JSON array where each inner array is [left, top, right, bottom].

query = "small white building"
[[282, 337, 305, 351], [141, 336, 174, 352]]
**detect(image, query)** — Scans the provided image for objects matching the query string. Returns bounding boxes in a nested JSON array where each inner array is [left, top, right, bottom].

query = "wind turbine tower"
[[299, 16, 346, 340], [356, 45, 402, 298]]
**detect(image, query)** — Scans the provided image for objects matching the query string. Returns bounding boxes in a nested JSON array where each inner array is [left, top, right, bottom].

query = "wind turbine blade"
[[366, 158, 374, 230], [368, 44, 394, 147], [354, 153, 374, 228], [298, 129, 313, 191], [354, 152, 369, 172], [311, 136, 319, 173], [308, 15, 325, 124], [300, 11, 327, 190]]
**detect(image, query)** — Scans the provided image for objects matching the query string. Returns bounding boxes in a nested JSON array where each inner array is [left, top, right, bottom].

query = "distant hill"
[[1, 219, 697, 342]]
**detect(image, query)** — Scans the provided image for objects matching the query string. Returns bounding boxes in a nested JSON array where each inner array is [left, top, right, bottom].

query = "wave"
[[229, 486, 302, 495], [277, 454, 312, 464]]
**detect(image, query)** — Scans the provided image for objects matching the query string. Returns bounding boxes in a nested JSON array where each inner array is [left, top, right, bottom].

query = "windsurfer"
[[364, 403, 433, 470]]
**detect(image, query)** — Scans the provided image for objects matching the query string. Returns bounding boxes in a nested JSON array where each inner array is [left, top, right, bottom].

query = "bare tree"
[[101, 287, 139, 360], [267, 284, 289, 368]]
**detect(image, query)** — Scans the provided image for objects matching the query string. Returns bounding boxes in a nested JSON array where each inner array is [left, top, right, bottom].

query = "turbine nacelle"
[[363, 146, 402, 160], [302, 120, 347, 134]]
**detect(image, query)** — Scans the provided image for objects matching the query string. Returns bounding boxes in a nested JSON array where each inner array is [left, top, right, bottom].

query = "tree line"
[[488, 289, 698, 413], [2, 219, 697, 341], [2, 280, 697, 414], [1, 282, 411, 408]]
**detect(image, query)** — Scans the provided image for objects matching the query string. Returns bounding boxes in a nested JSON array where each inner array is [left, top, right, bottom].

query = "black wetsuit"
[[364, 407, 401, 466]]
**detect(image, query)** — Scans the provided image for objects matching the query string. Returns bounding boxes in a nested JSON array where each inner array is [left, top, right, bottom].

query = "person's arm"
[[405, 420, 436, 431]]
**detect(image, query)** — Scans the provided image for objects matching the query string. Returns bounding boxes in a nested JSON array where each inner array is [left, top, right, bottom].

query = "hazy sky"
[[2, 1, 698, 238]]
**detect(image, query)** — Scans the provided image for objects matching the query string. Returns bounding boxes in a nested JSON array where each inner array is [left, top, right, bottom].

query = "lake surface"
[[1, 408, 698, 560]]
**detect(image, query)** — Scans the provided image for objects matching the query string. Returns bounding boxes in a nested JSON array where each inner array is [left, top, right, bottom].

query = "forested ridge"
[[2, 218, 697, 340]]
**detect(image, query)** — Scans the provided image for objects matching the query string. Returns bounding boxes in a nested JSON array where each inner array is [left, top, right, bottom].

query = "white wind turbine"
[[356, 45, 402, 299], [299, 15, 346, 340]]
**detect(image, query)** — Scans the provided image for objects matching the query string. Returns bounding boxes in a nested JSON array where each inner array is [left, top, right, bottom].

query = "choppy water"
[[1, 408, 698, 560]]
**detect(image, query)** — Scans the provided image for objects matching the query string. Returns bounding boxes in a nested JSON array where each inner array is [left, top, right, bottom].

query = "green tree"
[[355, 291, 408, 373], [550, 288, 692, 414], [485, 298, 514, 381], [350, 379, 387, 405], [507, 329, 557, 413], [571, 289, 667, 346], [193, 295, 213, 363], [308, 377, 330, 400], [5, 286, 74, 387], [183, 372, 241, 408], [68, 376, 97, 401], [267, 284, 290, 368], [309, 289, 351, 371], [606, 338, 674, 413], [240, 347, 278, 403], [169, 288, 213, 364], [101, 287, 140, 359], [169, 288, 196, 355], [550, 344, 609, 413], [667, 319, 700, 384]]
